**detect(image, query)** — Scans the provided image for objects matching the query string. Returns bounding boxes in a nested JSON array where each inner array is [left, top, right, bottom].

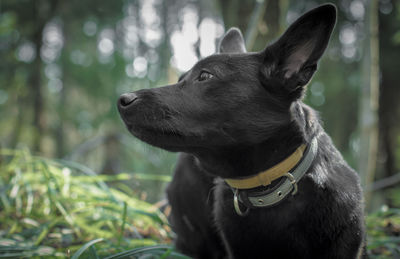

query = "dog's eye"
[[198, 71, 214, 81]]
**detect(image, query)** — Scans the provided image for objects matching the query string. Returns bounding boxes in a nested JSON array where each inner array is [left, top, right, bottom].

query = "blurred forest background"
[[1, 0, 400, 258]]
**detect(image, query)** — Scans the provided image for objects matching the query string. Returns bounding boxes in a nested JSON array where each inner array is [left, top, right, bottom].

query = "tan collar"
[[224, 144, 307, 189]]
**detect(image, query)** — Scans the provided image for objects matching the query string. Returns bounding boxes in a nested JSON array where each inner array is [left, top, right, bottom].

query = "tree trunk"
[[56, 1, 68, 158], [218, 0, 283, 52], [219, 0, 241, 30], [244, 0, 268, 50], [10, 94, 25, 150], [378, 0, 400, 180], [31, 0, 58, 154], [101, 133, 121, 175], [160, 0, 172, 84], [358, 0, 380, 210], [31, 6, 45, 154], [249, 0, 284, 51]]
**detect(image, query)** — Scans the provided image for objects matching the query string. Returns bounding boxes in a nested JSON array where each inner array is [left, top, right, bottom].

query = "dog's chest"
[[211, 178, 340, 258]]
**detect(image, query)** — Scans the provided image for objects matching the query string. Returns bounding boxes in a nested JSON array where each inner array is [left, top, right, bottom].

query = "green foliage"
[[0, 149, 188, 258], [366, 207, 400, 258]]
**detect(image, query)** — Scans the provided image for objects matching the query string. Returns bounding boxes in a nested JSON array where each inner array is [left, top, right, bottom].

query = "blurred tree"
[[217, 0, 284, 51], [359, 0, 380, 209], [378, 0, 400, 179]]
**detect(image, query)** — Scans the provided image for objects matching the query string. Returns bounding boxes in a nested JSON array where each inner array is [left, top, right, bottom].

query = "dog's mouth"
[[127, 122, 182, 140], [121, 114, 199, 151]]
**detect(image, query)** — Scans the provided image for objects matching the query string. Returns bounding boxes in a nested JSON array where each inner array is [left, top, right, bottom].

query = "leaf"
[[103, 245, 192, 259], [118, 201, 128, 245], [71, 238, 104, 259], [89, 245, 100, 259]]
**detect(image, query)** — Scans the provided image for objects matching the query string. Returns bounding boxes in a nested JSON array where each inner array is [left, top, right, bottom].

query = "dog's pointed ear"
[[264, 4, 336, 90], [218, 27, 247, 53]]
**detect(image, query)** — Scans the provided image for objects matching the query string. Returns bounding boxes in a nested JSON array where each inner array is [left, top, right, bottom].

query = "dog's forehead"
[[177, 53, 260, 81], [194, 53, 258, 71]]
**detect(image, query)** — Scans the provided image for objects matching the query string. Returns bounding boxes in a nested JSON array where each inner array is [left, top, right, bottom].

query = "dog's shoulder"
[[167, 153, 215, 200]]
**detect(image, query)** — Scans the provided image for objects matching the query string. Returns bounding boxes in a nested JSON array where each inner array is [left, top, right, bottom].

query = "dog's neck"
[[194, 102, 317, 179]]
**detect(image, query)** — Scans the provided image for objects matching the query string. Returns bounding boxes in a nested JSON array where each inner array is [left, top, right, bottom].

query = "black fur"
[[118, 4, 365, 259]]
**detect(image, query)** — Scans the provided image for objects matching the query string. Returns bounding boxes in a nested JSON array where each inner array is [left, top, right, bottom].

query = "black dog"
[[118, 4, 365, 259]]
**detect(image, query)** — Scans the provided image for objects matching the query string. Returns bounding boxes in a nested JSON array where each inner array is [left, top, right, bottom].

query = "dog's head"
[[118, 4, 336, 152]]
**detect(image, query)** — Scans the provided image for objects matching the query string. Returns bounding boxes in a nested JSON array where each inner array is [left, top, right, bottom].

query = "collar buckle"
[[284, 172, 298, 195], [234, 189, 249, 217]]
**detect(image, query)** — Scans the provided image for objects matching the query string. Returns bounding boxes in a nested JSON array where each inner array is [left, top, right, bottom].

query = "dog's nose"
[[118, 92, 138, 107]]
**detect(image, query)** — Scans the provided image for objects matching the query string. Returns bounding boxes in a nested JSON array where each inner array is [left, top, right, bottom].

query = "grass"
[[0, 148, 399, 258], [0, 149, 189, 258], [367, 207, 400, 258]]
